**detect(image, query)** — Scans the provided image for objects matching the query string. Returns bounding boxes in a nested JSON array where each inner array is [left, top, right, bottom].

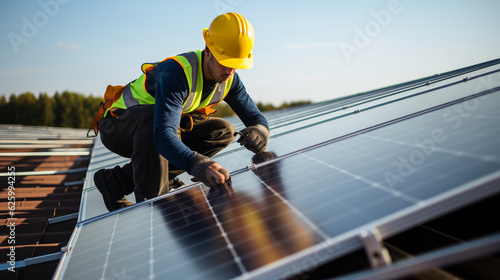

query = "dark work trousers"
[[98, 104, 236, 202]]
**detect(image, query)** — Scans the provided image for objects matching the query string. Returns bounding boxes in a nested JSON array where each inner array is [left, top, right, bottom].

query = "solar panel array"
[[55, 59, 500, 279]]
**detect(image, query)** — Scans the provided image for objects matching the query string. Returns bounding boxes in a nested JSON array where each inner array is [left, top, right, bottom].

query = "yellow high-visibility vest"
[[108, 50, 233, 115]]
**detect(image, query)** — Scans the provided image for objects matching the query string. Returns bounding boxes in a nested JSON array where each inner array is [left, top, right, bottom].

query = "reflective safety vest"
[[107, 50, 234, 116]]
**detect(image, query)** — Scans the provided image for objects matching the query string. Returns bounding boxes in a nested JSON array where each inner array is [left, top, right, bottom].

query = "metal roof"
[[0, 126, 92, 280]]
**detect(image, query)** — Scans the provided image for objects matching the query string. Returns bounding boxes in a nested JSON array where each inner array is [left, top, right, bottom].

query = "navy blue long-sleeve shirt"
[[146, 51, 268, 172]]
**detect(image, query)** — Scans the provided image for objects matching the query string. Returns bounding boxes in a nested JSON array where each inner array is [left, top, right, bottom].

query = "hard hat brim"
[[215, 54, 254, 69]]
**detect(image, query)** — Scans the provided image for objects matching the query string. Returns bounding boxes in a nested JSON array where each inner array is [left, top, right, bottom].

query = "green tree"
[[53, 91, 75, 127], [0, 95, 6, 107], [5, 95, 18, 124], [38, 93, 55, 126], [256, 102, 275, 112], [16, 92, 38, 125], [0, 95, 7, 123], [53, 91, 64, 127]]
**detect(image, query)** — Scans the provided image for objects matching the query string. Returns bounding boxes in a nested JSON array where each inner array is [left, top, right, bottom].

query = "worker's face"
[[207, 52, 236, 83]]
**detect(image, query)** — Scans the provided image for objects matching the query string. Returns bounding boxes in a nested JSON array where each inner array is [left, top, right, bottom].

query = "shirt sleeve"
[[150, 60, 196, 171], [224, 72, 269, 129]]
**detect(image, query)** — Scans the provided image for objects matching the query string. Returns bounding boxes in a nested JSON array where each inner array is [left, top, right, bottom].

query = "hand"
[[238, 124, 270, 153], [202, 162, 230, 186], [188, 152, 230, 187]]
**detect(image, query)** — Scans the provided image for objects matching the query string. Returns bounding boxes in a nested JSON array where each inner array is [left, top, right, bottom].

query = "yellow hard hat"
[[203, 13, 255, 69]]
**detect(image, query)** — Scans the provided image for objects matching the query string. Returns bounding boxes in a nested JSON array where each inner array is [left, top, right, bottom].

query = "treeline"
[[256, 100, 312, 111], [0, 91, 101, 128], [0, 91, 311, 128]]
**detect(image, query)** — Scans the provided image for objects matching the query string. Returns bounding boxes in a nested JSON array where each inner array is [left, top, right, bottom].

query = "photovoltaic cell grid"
[[216, 68, 500, 173], [76, 64, 500, 223], [56, 62, 500, 279]]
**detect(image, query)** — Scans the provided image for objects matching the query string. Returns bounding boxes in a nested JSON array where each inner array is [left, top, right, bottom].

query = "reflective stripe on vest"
[[121, 83, 139, 108], [108, 50, 233, 115], [180, 51, 201, 112]]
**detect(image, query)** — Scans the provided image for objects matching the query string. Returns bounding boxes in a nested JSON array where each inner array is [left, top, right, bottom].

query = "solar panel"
[[215, 67, 500, 173], [55, 60, 500, 279]]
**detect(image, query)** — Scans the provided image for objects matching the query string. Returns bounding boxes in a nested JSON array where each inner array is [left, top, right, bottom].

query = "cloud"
[[53, 41, 79, 51], [284, 41, 338, 50]]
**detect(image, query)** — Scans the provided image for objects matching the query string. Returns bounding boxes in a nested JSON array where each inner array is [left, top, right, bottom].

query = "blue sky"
[[1, 0, 500, 105]]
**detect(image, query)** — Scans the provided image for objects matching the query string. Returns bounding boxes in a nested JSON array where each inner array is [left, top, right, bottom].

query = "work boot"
[[94, 169, 133, 211]]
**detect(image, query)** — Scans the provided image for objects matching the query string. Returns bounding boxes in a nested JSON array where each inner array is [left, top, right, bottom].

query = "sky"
[[1, 0, 500, 105]]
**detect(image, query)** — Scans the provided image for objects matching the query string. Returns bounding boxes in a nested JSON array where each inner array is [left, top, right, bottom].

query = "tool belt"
[[177, 108, 217, 140]]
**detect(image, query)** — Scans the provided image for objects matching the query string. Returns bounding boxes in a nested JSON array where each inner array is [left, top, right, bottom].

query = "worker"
[[93, 12, 269, 211]]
